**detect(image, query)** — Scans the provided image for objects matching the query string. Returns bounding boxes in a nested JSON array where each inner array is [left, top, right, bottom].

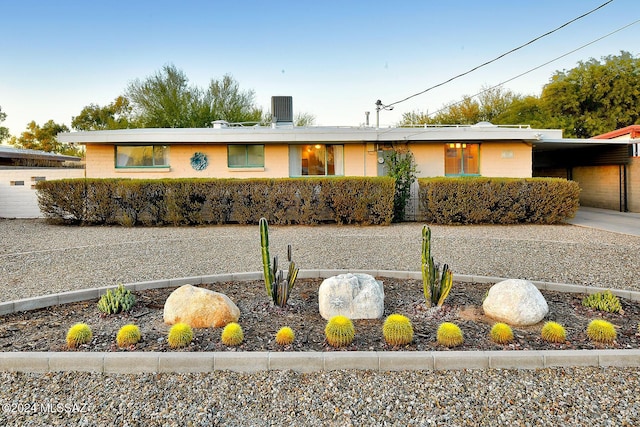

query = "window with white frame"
[[228, 145, 264, 168], [289, 144, 344, 176], [115, 145, 169, 168]]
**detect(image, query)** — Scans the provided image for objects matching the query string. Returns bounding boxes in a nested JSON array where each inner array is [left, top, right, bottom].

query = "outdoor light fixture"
[[375, 99, 393, 128]]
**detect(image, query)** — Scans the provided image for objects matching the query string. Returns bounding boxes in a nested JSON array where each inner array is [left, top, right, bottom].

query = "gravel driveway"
[[1, 219, 639, 426]]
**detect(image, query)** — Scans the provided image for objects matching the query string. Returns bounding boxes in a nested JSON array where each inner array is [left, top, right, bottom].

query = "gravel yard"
[[1, 219, 640, 425]]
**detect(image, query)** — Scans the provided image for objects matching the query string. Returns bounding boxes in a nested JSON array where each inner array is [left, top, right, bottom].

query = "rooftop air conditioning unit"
[[271, 96, 293, 127]]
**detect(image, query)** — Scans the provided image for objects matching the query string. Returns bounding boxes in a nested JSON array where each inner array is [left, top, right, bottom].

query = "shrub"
[[325, 315, 355, 348], [582, 290, 622, 314], [116, 324, 141, 348], [275, 327, 295, 346], [66, 323, 92, 348], [385, 150, 417, 222], [490, 323, 514, 344], [437, 322, 464, 347], [418, 177, 580, 224], [586, 319, 617, 343], [167, 323, 193, 349], [221, 323, 244, 346], [37, 177, 395, 226], [422, 225, 453, 307], [97, 284, 136, 314], [382, 314, 414, 346], [541, 321, 567, 343]]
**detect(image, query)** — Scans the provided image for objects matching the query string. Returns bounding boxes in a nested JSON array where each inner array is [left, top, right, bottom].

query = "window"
[[445, 143, 479, 175], [228, 145, 264, 168], [633, 143, 639, 157], [115, 145, 169, 168], [289, 144, 344, 176]]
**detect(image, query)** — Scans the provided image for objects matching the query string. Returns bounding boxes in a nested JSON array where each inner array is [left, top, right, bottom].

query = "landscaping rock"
[[482, 279, 548, 326], [318, 273, 384, 320], [163, 284, 240, 328]]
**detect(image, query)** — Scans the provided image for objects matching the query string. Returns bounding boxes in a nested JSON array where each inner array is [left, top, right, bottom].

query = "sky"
[[1, 0, 639, 136]]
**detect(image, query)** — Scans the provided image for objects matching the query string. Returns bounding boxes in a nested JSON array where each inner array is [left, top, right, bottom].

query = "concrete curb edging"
[[1, 270, 639, 373]]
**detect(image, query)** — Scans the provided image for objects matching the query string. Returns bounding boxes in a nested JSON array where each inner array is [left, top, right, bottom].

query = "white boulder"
[[163, 284, 240, 328], [318, 273, 384, 320], [482, 279, 548, 326]]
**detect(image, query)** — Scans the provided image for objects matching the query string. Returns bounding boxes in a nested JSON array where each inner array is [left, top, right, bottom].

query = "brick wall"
[[572, 165, 622, 210]]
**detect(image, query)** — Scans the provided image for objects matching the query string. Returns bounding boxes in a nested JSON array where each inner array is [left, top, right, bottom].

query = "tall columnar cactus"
[[259, 217, 299, 307], [422, 225, 453, 307]]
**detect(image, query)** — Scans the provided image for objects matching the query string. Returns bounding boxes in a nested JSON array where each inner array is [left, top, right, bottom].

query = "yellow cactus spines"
[[437, 322, 464, 347], [221, 322, 244, 346], [325, 315, 355, 348], [167, 322, 193, 349], [275, 327, 295, 346], [116, 324, 141, 348], [586, 319, 617, 344], [582, 290, 622, 314], [383, 314, 414, 346], [66, 323, 93, 348], [489, 323, 514, 344], [541, 321, 567, 343]]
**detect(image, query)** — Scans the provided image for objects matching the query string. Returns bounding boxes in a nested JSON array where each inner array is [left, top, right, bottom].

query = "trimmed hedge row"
[[36, 177, 396, 226], [418, 177, 581, 224]]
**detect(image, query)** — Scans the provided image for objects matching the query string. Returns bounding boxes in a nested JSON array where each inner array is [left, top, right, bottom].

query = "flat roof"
[[0, 145, 81, 162], [57, 124, 564, 144]]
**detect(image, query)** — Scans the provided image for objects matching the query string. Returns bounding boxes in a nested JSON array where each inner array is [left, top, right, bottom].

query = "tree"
[[125, 65, 263, 128], [0, 106, 9, 143], [9, 120, 82, 156], [206, 74, 262, 123], [294, 112, 316, 127], [72, 96, 136, 130], [540, 51, 640, 137], [386, 149, 418, 222]]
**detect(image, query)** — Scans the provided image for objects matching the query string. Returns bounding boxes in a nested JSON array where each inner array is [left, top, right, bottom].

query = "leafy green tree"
[[125, 65, 262, 127], [294, 112, 316, 127], [72, 96, 136, 130], [9, 120, 82, 156], [492, 96, 551, 128], [0, 106, 9, 143], [540, 51, 640, 137]]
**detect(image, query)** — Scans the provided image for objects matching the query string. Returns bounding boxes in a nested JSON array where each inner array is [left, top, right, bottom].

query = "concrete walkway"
[[567, 206, 640, 237]]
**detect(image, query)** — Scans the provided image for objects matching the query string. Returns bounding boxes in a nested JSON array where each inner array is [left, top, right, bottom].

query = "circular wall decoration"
[[190, 152, 208, 171]]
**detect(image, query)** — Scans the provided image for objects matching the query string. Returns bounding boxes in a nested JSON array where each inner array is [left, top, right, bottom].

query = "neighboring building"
[[0, 145, 83, 218]]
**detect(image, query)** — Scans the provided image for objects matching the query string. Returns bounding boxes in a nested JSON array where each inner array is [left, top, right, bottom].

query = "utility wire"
[[386, 0, 614, 108], [423, 18, 640, 120]]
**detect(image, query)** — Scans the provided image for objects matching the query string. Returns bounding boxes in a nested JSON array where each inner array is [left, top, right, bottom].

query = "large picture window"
[[228, 145, 264, 168], [289, 144, 344, 176], [115, 145, 169, 168], [445, 143, 479, 175]]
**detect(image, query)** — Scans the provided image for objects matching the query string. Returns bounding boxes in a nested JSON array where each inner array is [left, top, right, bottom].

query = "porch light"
[[455, 143, 461, 148], [449, 143, 455, 148]]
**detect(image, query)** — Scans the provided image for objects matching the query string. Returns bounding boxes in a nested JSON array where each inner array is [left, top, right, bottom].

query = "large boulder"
[[482, 279, 548, 326], [318, 273, 384, 320], [164, 285, 240, 328]]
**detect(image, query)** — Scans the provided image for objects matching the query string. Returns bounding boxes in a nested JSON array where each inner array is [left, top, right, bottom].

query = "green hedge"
[[36, 177, 395, 226], [418, 177, 581, 224]]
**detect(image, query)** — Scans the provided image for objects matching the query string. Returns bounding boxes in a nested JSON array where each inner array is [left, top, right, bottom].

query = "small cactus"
[[66, 323, 92, 348], [437, 322, 464, 347], [586, 319, 617, 343], [382, 314, 414, 346], [275, 327, 295, 346], [97, 284, 136, 314], [541, 321, 567, 343], [167, 322, 193, 349], [221, 322, 244, 346], [490, 323, 514, 344], [582, 290, 622, 313], [116, 324, 141, 348], [325, 315, 355, 348]]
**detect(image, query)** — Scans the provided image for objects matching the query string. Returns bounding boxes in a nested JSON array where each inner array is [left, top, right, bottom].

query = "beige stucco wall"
[[479, 142, 532, 178], [411, 144, 445, 177], [86, 144, 290, 179]]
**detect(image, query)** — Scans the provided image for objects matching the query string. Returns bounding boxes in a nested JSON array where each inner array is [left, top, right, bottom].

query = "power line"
[[385, 0, 614, 108], [423, 18, 640, 119]]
